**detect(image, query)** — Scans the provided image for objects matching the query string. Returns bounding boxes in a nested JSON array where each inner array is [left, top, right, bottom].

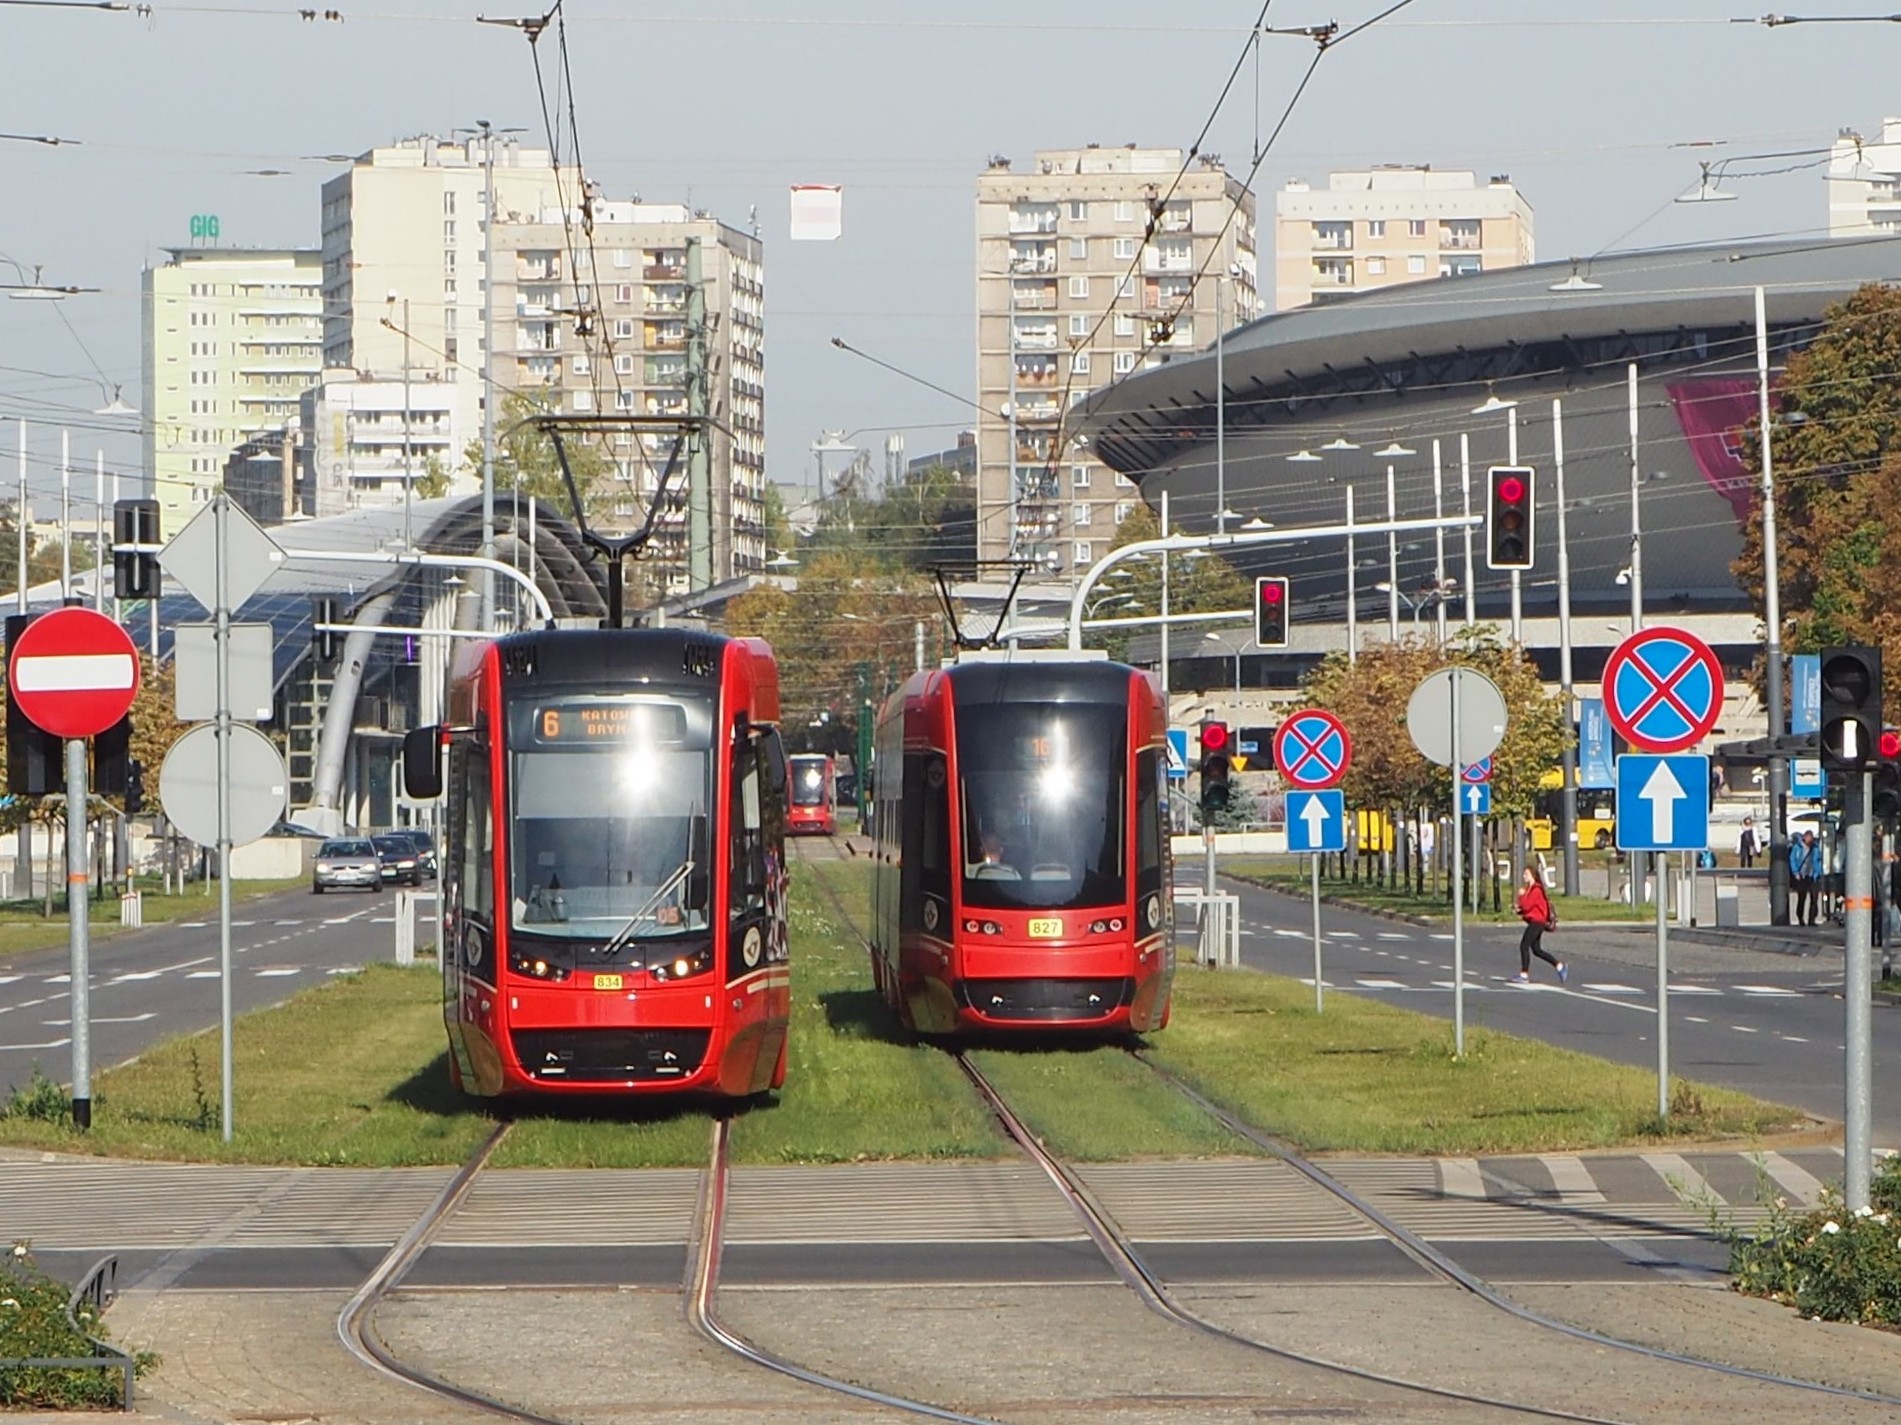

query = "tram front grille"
[[512, 1027, 713, 1082], [958, 977, 1133, 1022]]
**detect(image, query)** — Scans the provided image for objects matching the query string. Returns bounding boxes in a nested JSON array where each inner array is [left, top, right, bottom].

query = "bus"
[[1529, 769, 1615, 852]]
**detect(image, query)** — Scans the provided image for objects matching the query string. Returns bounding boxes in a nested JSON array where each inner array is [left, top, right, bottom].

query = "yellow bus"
[[1528, 769, 1616, 851]]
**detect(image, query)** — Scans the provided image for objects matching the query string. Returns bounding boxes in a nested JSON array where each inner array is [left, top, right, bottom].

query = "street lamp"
[[1204, 631, 1242, 694]]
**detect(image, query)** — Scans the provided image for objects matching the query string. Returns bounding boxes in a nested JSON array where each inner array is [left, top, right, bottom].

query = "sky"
[[3, 0, 1901, 523]]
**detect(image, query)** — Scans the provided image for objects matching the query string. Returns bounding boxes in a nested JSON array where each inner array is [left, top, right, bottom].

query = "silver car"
[[313, 838, 381, 893]]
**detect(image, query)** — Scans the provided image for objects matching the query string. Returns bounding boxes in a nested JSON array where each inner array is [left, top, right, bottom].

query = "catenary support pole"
[[1757, 288, 1790, 928], [1554, 400, 1580, 896], [1845, 770, 1873, 1211]]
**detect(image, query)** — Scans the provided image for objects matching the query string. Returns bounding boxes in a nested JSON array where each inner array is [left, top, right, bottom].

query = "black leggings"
[[1519, 922, 1559, 972]]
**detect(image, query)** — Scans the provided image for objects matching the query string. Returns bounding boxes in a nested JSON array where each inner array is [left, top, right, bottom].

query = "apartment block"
[[1828, 119, 1901, 235], [141, 248, 323, 534], [319, 136, 766, 587], [1273, 167, 1534, 312], [976, 145, 1257, 572]]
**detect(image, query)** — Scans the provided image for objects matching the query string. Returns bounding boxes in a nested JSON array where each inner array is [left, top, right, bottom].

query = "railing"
[[1439, 230, 1482, 249], [0, 1256, 136, 1410], [1171, 887, 1240, 967]]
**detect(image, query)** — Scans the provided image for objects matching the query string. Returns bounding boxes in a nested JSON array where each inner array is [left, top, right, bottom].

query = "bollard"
[[118, 891, 142, 928], [393, 890, 414, 966]]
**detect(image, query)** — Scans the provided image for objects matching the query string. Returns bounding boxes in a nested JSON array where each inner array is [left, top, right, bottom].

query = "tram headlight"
[[509, 950, 570, 982], [651, 944, 715, 981]]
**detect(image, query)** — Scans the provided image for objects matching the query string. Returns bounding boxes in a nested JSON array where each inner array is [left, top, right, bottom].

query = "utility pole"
[[479, 120, 498, 631], [686, 237, 711, 592]]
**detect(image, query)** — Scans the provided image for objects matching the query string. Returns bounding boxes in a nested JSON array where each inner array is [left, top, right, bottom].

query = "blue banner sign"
[[1579, 698, 1614, 789], [1792, 654, 1819, 735]]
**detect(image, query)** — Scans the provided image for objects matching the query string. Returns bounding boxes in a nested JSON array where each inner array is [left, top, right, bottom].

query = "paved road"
[[1219, 871, 1901, 1142], [0, 885, 428, 1090]]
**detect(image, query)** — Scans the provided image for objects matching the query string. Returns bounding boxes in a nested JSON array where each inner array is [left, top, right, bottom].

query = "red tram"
[[402, 628, 791, 1099], [786, 753, 837, 836], [867, 652, 1174, 1035]]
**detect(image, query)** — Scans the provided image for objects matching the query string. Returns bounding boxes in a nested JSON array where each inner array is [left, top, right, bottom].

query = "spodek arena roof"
[[1076, 236, 1901, 618]]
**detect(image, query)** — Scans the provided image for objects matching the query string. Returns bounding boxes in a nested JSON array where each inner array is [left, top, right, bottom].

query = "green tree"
[[1732, 282, 1901, 706], [414, 452, 452, 500], [1090, 504, 1250, 661], [465, 390, 613, 518]]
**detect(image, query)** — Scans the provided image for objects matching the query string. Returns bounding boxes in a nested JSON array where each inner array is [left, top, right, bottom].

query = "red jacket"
[[1517, 880, 1552, 927]]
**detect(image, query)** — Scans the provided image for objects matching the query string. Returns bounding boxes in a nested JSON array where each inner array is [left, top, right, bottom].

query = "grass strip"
[[1145, 965, 1808, 1155], [0, 876, 314, 960]]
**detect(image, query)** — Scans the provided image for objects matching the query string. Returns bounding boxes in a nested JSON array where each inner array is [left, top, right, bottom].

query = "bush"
[[0, 1243, 156, 1408], [1727, 1154, 1901, 1325]]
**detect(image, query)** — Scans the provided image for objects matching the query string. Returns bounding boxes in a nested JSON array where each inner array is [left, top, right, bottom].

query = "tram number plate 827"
[[593, 974, 624, 991], [1027, 919, 1063, 939]]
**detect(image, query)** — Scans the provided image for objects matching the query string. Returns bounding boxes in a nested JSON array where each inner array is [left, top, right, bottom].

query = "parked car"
[[373, 833, 426, 887], [313, 838, 381, 894], [393, 828, 437, 880]]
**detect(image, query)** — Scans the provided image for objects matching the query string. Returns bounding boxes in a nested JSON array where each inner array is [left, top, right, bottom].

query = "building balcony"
[[1143, 253, 1193, 274], [1439, 230, 1482, 249], [644, 264, 686, 281]]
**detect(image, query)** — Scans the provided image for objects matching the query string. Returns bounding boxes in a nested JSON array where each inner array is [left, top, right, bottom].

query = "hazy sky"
[[2, 0, 1898, 518]]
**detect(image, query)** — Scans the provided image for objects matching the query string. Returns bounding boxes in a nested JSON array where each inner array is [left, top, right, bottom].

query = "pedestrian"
[[1513, 866, 1565, 984], [1737, 816, 1759, 869], [1790, 829, 1822, 926]]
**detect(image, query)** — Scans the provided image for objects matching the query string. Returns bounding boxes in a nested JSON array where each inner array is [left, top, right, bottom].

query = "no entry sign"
[[8, 608, 140, 739]]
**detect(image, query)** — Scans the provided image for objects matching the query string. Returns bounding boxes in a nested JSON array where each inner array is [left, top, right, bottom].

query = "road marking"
[[1668, 984, 1721, 995], [1376, 932, 1411, 941], [1585, 983, 1643, 995], [255, 968, 298, 978], [273, 919, 302, 926], [179, 922, 208, 928], [1643, 1152, 1725, 1207], [43, 1013, 154, 1026], [1736, 985, 1802, 996], [1761, 1152, 1828, 1206], [1428, 932, 1454, 941], [1439, 1158, 1487, 1198], [1354, 978, 1408, 989], [0, 975, 20, 986], [1732, 1024, 1759, 1033], [107, 970, 163, 983], [43, 974, 69, 985], [1686, 1015, 1710, 1024], [326, 966, 363, 976], [186, 971, 220, 979], [1543, 1155, 1608, 1205], [0, 1038, 68, 1051], [1781, 1035, 1809, 1044]]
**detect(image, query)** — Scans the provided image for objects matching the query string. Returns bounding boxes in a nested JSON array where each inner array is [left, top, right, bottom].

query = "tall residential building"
[[320, 135, 766, 587], [141, 248, 323, 533], [976, 146, 1258, 572], [1828, 119, 1901, 235], [1272, 167, 1534, 312]]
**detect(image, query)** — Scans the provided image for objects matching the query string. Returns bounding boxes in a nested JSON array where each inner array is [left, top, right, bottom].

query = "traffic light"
[[313, 596, 339, 663], [4, 613, 59, 796], [1485, 465, 1535, 570], [1199, 718, 1231, 817], [93, 715, 131, 796], [1254, 576, 1290, 649], [112, 498, 162, 600], [1819, 645, 1882, 772], [1875, 729, 1901, 821]]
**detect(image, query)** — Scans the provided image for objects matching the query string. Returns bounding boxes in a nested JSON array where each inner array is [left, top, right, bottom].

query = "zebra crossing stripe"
[[1761, 1153, 1827, 1205], [1544, 1155, 1607, 1205], [1642, 1152, 1725, 1208], [1438, 1158, 1487, 1199]]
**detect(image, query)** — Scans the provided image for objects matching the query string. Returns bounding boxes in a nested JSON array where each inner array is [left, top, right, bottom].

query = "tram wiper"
[[601, 859, 696, 956]]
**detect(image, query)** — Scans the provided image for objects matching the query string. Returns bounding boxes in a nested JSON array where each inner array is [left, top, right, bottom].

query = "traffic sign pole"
[[66, 737, 90, 1130], [1655, 851, 1669, 1121], [1846, 771, 1874, 1213], [1311, 854, 1323, 1013], [1452, 671, 1464, 1056], [217, 495, 234, 1144]]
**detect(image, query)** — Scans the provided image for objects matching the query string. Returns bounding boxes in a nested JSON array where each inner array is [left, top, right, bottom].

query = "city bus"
[[1528, 769, 1616, 851]]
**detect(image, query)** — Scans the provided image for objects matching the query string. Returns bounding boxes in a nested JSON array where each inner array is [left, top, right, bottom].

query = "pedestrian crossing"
[[0, 1150, 1849, 1251]]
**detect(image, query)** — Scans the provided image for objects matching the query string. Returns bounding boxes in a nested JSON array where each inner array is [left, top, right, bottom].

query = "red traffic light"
[[1259, 582, 1283, 605], [1881, 728, 1901, 760], [1200, 721, 1229, 752], [1495, 475, 1525, 504]]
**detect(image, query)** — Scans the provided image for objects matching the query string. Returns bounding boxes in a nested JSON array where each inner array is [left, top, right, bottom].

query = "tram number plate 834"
[[593, 974, 624, 991], [1027, 919, 1063, 939]]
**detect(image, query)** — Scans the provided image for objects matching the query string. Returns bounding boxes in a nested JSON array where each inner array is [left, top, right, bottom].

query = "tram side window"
[[1134, 748, 1162, 901], [462, 744, 493, 920], [917, 751, 950, 906], [729, 732, 766, 916]]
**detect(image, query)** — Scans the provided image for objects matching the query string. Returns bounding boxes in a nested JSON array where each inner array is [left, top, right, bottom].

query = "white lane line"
[[1732, 1024, 1760, 1034], [185, 971, 220, 979], [43, 1013, 154, 1026], [1761, 1152, 1828, 1207], [1428, 932, 1454, 941], [42, 974, 69, 985], [1585, 983, 1644, 995], [1669, 985, 1722, 995], [326, 966, 363, 976], [1376, 932, 1411, 941], [1735, 985, 1802, 997], [107, 970, 163, 983], [273, 919, 303, 926], [1782, 1035, 1809, 1044], [1354, 978, 1408, 989], [255, 968, 299, 978], [1686, 1015, 1710, 1024], [0, 975, 21, 986], [0, 1038, 69, 1052], [179, 922, 208, 928]]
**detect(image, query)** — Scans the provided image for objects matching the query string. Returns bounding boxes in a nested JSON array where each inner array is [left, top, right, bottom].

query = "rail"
[[0, 1255, 135, 1411]]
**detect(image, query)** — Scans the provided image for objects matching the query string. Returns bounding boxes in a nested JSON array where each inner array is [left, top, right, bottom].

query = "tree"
[[464, 390, 614, 517], [1732, 283, 1901, 707], [1091, 504, 1250, 662], [414, 452, 453, 500]]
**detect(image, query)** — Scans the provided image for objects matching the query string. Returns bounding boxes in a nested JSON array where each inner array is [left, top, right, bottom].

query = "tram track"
[[796, 840, 1901, 1422]]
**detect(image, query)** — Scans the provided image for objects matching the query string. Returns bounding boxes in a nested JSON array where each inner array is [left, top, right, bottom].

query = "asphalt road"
[[1219, 872, 1901, 1143], [0, 883, 428, 1091]]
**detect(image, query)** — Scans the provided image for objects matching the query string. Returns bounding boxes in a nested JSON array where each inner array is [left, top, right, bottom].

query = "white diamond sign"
[[158, 501, 285, 613]]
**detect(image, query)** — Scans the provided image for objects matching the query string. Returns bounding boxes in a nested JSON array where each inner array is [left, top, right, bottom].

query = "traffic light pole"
[[1845, 770, 1873, 1213]]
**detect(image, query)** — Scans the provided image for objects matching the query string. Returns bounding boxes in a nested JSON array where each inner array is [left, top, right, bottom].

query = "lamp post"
[[14, 418, 26, 614], [1756, 286, 1790, 927], [1204, 631, 1242, 693], [1554, 397, 1580, 896]]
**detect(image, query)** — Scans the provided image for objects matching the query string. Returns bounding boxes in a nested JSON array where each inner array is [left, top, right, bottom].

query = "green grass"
[[1144, 967, 1806, 1154], [0, 854, 1808, 1166], [1223, 855, 1648, 926]]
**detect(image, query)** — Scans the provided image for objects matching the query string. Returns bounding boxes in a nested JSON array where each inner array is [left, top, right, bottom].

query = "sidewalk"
[[1556, 862, 1855, 958]]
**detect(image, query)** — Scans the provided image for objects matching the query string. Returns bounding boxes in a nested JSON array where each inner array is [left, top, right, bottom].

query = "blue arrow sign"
[[1286, 789, 1347, 853], [1460, 782, 1493, 816], [1615, 754, 1710, 852], [1165, 728, 1189, 780]]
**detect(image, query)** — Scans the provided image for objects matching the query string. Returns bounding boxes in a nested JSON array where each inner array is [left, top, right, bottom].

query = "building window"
[[616, 390, 636, 410], [616, 283, 633, 303], [1113, 236, 1137, 260], [1069, 237, 1088, 261], [1440, 218, 1482, 249], [1366, 256, 1386, 276], [1113, 350, 1137, 374], [614, 353, 634, 374], [1070, 350, 1091, 375], [572, 389, 594, 411], [1115, 274, 1133, 300], [1312, 221, 1352, 250], [614, 319, 635, 338], [613, 248, 632, 267], [572, 354, 591, 375], [443, 191, 456, 215], [444, 221, 456, 242], [1407, 254, 1427, 274], [1313, 257, 1353, 285], [1072, 540, 1093, 566], [1114, 313, 1135, 337], [1069, 200, 1088, 222], [1072, 502, 1092, 529], [1408, 219, 1427, 237], [1069, 313, 1090, 337], [1115, 200, 1134, 222], [1068, 275, 1090, 299], [1440, 254, 1482, 277], [1367, 219, 1386, 237], [1072, 464, 1091, 489]]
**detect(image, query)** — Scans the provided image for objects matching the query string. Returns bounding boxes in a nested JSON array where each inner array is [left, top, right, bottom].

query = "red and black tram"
[[403, 628, 791, 1099], [786, 753, 838, 836], [867, 652, 1173, 1035]]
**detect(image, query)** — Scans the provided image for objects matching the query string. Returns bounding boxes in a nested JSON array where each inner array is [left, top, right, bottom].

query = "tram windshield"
[[505, 694, 713, 940], [956, 701, 1125, 911], [789, 757, 830, 807]]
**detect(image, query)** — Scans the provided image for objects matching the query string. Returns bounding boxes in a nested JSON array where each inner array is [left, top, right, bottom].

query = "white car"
[[313, 838, 381, 893]]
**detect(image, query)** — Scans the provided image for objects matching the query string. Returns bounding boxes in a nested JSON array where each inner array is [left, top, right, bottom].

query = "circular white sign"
[[1406, 668, 1509, 769], [158, 723, 289, 848]]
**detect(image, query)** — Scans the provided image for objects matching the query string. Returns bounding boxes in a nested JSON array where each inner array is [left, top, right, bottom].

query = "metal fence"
[[0, 1254, 135, 1410]]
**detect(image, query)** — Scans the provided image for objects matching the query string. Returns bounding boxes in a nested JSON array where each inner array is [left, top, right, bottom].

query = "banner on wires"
[[1579, 698, 1614, 789]]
